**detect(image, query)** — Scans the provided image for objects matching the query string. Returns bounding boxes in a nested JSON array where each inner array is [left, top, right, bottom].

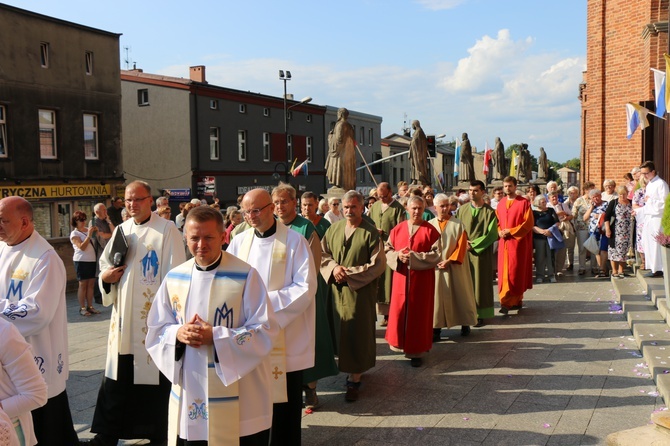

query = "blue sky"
[[8, 0, 586, 162]]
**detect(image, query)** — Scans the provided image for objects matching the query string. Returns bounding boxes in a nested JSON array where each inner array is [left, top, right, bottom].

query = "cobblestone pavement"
[[67, 271, 663, 445]]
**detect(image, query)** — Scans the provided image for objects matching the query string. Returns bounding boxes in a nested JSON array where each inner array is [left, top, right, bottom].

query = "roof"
[[0, 3, 121, 37]]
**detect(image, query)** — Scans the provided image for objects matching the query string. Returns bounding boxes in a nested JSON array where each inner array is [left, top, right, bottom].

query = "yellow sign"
[[0, 184, 112, 200]]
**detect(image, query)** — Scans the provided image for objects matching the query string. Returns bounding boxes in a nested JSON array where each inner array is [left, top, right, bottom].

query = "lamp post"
[[278, 69, 312, 183]]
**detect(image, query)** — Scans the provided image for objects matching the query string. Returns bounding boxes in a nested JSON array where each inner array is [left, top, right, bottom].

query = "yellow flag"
[[509, 150, 517, 178]]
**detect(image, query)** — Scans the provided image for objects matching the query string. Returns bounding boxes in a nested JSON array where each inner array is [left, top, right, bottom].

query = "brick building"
[[581, 0, 669, 186]]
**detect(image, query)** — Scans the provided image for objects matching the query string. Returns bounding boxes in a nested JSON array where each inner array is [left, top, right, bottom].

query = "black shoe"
[[644, 271, 664, 278], [510, 304, 523, 311], [432, 328, 442, 342], [474, 318, 485, 327], [499, 306, 509, 315], [345, 380, 361, 402], [79, 435, 118, 446], [410, 358, 423, 367], [460, 325, 471, 336], [567, 264, 573, 271]]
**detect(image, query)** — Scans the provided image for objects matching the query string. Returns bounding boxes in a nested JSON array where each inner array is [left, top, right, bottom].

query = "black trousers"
[[31, 390, 79, 446], [270, 370, 303, 446], [176, 429, 270, 446]]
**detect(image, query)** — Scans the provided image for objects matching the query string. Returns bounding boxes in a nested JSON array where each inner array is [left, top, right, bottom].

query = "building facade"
[[582, 0, 669, 186]]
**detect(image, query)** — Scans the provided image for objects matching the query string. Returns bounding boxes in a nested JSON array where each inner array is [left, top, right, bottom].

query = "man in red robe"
[[385, 196, 441, 367], [496, 176, 534, 313]]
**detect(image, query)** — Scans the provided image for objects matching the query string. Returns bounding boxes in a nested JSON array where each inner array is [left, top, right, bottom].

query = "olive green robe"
[[368, 199, 406, 307]]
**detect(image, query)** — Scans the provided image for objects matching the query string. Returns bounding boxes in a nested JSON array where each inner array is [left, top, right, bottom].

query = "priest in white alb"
[[227, 188, 316, 446], [146, 206, 279, 446]]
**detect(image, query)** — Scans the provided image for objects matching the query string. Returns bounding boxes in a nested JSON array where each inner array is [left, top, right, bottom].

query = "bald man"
[[228, 188, 316, 446], [0, 196, 79, 445]]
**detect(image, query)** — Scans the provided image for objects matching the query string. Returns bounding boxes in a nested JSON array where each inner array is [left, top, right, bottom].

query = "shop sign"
[[1, 183, 112, 200]]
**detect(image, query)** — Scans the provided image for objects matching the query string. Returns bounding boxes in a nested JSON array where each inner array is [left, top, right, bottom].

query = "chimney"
[[190, 65, 207, 84]]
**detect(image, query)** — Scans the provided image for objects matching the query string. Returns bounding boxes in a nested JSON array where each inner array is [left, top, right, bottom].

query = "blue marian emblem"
[[5, 279, 25, 301], [213, 303, 233, 329], [188, 400, 208, 420], [34, 356, 45, 374], [3, 303, 28, 320], [57, 353, 64, 374], [234, 330, 253, 345]]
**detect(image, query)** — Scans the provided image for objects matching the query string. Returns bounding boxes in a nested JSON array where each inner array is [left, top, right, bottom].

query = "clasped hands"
[[177, 314, 213, 348]]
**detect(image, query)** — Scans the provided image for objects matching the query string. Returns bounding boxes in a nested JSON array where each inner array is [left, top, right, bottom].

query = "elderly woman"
[[526, 184, 540, 210], [156, 206, 171, 220], [70, 211, 100, 316], [572, 181, 596, 275], [0, 319, 48, 446], [317, 198, 329, 216], [583, 189, 610, 277], [563, 185, 580, 271], [533, 195, 559, 283], [601, 179, 618, 203], [324, 197, 344, 223], [604, 185, 633, 278], [632, 174, 648, 269], [547, 191, 573, 276]]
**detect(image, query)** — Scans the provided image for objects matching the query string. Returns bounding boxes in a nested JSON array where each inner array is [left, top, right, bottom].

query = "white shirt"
[[70, 229, 96, 262]]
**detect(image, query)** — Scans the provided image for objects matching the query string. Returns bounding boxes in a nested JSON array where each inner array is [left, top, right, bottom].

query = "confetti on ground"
[[543, 423, 551, 428], [463, 417, 470, 421], [649, 391, 660, 397], [304, 408, 313, 414], [416, 427, 424, 430]]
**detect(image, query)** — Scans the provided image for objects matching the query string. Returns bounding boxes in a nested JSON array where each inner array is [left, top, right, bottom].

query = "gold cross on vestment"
[[272, 366, 284, 380]]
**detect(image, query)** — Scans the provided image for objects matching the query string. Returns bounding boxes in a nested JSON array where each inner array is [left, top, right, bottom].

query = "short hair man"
[[496, 176, 534, 314], [368, 182, 406, 326], [634, 161, 669, 277], [0, 196, 80, 444], [155, 196, 169, 208], [227, 189, 316, 446], [490, 186, 504, 210], [146, 206, 279, 445], [90, 203, 115, 304], [430, 193, 478, 339], [321, 191, 386, 401], [272, 184, 338, 410], [86, 181, 186, 445], [394, 181, 409, 199], [107, 196, 125, 226], [301, 191, 330, 238], [456, 180, 499, 326], [385, 196, 441, 367]]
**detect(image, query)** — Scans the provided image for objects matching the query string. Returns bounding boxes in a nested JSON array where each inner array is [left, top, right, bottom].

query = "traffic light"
[[427, 135, 436, 157]]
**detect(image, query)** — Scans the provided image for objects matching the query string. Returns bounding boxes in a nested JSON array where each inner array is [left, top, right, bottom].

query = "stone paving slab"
[[65, 270, 666, 445]]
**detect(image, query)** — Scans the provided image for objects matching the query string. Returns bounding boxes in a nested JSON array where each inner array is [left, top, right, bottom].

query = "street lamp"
[[278, 70, 311, 182]]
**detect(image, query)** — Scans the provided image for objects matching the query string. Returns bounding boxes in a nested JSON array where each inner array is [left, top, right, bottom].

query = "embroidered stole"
[[166, 258, 249, 445], [238, 224, 289, 403], [106, 216, 169, 384], [1, 232, 51, 305]]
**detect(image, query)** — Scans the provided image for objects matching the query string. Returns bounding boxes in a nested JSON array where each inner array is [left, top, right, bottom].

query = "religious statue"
[[325, 107, 356, 191], [537, 147, 548, 181], [459, 132, 475, 182], [492, 137, 507, 181], [517, 143, 529, 182], [408, 120, 431, 186]]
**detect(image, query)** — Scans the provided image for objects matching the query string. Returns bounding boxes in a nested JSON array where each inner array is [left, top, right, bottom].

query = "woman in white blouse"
[[70, 210, 100, 316], [0, 319, 48, 446]]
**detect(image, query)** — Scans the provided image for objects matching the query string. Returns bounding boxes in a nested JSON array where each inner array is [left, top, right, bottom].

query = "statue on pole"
[[492, 136, 507, 181], [537, 147, 548, 181], [408, 119, 431, 186], [459, 132, 475, 183], [325, 107, 356, 192]]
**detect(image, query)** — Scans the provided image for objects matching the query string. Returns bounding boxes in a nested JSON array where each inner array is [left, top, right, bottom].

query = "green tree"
[[565, 158, 581, 170]]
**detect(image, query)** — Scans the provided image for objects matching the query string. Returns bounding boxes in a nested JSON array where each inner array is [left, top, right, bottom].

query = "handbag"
[[547, 225, 565, 250], [584, 233, 600, 255]]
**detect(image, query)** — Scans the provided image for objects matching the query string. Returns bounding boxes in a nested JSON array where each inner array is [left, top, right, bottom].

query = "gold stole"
[[238, 224, 289, 403], [166, 258, 249, 445]]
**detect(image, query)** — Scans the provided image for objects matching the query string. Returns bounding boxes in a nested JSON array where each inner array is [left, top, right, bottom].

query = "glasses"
[[243, 202, 272, 216], [125, 196, 150, 204], [331, 203, 340, 206]]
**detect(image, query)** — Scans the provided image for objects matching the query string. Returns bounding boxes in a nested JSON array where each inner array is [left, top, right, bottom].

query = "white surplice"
[[636, 175, 669, 273]]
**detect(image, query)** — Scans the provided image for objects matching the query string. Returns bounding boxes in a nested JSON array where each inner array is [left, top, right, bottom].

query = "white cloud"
[[415, 0, 469, 11]]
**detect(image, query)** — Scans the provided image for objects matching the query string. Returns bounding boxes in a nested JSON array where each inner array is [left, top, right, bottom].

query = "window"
[[210, 127, 219, 160], [368, 128, 373, 146], [306, 114, 312, 123], [83, 114, 98, 159], [85, 51, 94, 75], [306, 136, 313, 162], [263, 132, 270, 162], [210, 100, 218, 110], [38, 109, 57, 159], [287, 135, 293, 161], [0, 105, 7, 158], [138, 89, 149, 106], [360, 127, 365, 145], [239, 104, 246, 114], [40, 42, 49, 68], [287, 111, 293, 121], [263, 108, 270, 117], [238, 130, 247, 161]]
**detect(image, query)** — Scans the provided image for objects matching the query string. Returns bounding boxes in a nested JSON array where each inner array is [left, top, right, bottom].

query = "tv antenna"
[[123, 46, 133, 70]]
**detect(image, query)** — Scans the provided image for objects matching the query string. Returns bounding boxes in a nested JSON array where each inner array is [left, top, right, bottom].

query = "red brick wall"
[[582, 0, 667, 188]]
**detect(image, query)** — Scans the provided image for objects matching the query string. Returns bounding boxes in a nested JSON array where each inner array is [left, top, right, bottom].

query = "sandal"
[[79, 307, 91, 317], [87, 306, 101, 314]]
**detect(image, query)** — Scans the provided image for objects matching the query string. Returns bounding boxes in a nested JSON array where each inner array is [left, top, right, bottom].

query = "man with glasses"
[[634, 161, 669, 277], [84, 181, 186, 446], [228, 188, 316, 446]]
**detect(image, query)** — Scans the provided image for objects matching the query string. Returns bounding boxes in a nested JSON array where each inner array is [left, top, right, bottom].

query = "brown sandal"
[[79, 307, 91, 317], [87, 306, 101, 314]]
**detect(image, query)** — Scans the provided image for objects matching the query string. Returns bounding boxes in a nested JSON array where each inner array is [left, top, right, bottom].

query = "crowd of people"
[[0, 160, 667, 445]]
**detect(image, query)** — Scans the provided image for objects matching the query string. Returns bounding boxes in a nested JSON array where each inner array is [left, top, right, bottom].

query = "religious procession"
[[1, 102, 668, 446]]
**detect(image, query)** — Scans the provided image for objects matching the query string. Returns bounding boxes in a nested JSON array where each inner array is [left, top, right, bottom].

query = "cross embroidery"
[[272, 366, 284, 380]]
